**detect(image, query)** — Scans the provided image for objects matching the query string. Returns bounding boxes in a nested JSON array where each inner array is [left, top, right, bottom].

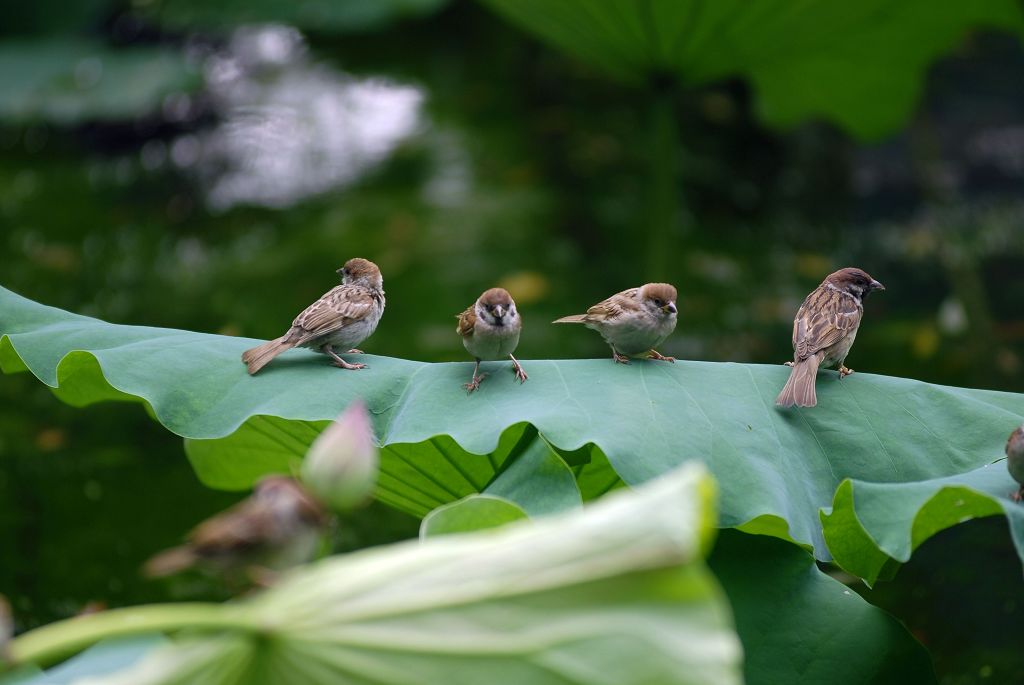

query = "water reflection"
[[173, 25, 425, 210]]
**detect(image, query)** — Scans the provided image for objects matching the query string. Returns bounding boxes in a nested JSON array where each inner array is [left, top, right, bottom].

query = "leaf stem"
[[7, 603, 250, 670]]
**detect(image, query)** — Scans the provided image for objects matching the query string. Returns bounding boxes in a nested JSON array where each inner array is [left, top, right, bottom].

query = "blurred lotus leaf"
[[0, 39, 200, 125], [479, 0, 1024, 140]]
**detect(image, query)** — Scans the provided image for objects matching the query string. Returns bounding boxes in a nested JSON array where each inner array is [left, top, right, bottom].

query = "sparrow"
[[242, 258, 385, 374], [553, 283, 678, 364], [456, 287, 527, 393], [143, 475, 329, 580], [1006, 424, 1024, 502], [775, 267, 885, 408]]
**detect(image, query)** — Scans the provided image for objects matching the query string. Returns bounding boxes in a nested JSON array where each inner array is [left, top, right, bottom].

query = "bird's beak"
[[493, 305, 505, 319], [662, 303, 677, 315], [336, 268, 344, 275], [869, 279, 885, 291]]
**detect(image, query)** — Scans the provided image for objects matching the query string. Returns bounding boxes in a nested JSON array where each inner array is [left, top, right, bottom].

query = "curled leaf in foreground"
[[5, 464, 742, 685]]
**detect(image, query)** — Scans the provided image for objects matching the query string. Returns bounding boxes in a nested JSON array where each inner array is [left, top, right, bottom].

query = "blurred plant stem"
[[7, 603, 247, 670], [646, 83, 680, 282]]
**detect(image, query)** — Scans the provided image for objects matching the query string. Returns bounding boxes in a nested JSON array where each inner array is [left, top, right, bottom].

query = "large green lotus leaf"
[[709, 530, 935, 684], [3, 286, 1024, 565], [144, 0, 449, 32], [0, 39, 200, 125], [821, 462, 1024, 586], [5, 465, 742, 685], [479, 0, 1024, 140]]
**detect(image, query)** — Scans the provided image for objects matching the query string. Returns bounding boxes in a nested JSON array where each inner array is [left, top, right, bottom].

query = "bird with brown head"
[[241, 257, 385, 374], [457, 287, 527, 393], [776, 267, 885, 408], [554, 283, 678, 364]]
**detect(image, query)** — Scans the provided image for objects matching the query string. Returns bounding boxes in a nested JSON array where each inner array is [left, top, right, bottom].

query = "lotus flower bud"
[[301, 400, 379, 512]]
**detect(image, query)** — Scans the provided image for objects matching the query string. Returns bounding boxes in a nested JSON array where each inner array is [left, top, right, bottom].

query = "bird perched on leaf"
[[456, 287, 527, 393], [1006, 424, 1024, 502], [242, 258, 385, 374], [554, 283, 678, 364], [143, 475, 328, 581], [776, 267, 885, 408]]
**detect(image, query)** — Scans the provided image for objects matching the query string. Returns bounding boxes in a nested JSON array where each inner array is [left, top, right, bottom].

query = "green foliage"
[[479, 0, 1024, 139], [710, 531, 935, 684], [3, 465, 744, 685], [420, 494, 529, 537], [3, 286, 1022, 579], [0, 39, 199, 124], [822, 463, 1024, 586]]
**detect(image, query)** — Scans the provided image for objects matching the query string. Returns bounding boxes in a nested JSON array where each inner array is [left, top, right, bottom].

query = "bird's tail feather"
[[775, 355, 821, 408], [143, 546, 197, 578], [552, 314, 587, 324], [241, 336, 294, 375]]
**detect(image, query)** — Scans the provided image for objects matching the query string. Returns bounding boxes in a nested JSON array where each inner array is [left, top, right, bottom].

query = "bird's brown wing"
[[792, 285, 863, 361], [456, 305, 476, 338], [584, 287, 641, 322], [288, 285, 374, 345], [188, 499, 270, 554]]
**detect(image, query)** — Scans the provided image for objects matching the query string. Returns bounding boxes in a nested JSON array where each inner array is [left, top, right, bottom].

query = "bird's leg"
[[838, 365, 854, 378], [509, 354, 528, 383], [464, 359, 486, 393], [647, 349, 676, 363], [346, 349, 364, 354], [323, 344, 367, 370], [1012, 486, 1023, 504], [611, 347, 631, 364]]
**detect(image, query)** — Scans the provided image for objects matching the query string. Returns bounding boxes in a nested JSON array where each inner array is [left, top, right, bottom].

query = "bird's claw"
[[648, 350, 676, 363], [346, 348, 364, 354], [839, 365, 854, 378], [784, 361, 795, 367], [513, 366, 528, 384], [332, 360, 367, 370], [1012, 488, 1023, 503], [464, 374, 487, 393], [612, 351, 631, 364]]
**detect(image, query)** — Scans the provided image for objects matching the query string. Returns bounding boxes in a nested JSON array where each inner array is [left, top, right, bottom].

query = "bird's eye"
[[653, 298, 663, 306]]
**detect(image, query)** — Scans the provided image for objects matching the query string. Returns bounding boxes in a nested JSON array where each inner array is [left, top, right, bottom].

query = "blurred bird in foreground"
[[0, 594, 11, 664], [242, 258, 385, 374], [554, 283, 678, 364], [456, 288, 527, 393], [1006, 424, 1024, 502], [143, 476, 328, 581], [776, 267, 885, 408]]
